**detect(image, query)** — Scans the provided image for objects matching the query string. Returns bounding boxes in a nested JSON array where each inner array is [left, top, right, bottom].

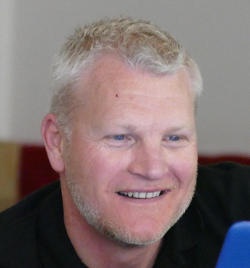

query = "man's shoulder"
[[0, 180, 60, 227], [0, 181, 60, 267], [196, 162, 250, 220], [197, 162, 250, 187]]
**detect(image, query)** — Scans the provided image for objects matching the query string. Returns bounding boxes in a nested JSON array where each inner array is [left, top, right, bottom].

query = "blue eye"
[[113, 135, 126, 141], [105, 134, 134, 148], [168, 135, 180, 142]]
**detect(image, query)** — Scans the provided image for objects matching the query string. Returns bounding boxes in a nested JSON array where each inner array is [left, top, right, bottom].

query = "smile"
[[118, 191, 164, 199]]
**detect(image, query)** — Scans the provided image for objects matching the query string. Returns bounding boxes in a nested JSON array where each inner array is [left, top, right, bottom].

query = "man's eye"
[[105, 134, 134, 148], [112, 135, 126, 141], [168, 135, 181, 142]]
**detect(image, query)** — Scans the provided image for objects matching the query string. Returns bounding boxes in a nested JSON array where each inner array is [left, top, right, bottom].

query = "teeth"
[[119, 191, 162, 199]]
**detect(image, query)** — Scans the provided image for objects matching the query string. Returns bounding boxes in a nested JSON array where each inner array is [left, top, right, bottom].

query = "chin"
[[112, 207, 191, 247], [96, 218, 170, 247], [104, 229, 164, 247]]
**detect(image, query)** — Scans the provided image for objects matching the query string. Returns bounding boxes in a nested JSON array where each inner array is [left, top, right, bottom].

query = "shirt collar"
[[37, 182, 203, 268], [37, 183, 86, 268], [154, 194, 204, 267]]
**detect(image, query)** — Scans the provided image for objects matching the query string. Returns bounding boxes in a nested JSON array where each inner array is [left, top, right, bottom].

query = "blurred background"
[[0, 0, 249, 211]]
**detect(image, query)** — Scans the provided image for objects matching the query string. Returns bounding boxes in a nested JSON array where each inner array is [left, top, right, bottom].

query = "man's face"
[[61, 55, 198, 246]]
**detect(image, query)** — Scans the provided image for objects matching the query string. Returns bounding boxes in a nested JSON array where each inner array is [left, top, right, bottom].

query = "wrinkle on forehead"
[[77, 54, 193, 96], [71, 54, 195, 124]]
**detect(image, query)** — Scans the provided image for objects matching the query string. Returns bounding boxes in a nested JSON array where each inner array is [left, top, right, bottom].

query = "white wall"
[[0, 0, 249, 154], [0, 0, 15, 139]]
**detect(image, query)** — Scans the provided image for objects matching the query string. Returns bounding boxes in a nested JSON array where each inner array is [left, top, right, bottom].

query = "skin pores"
[[58, 54, 198, 246]]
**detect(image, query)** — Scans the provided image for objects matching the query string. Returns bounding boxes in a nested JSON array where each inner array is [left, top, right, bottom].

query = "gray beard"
[[65, 178, 195, 247]]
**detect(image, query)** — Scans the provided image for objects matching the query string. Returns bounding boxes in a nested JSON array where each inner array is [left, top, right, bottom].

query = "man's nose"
[[128, 142, 168, 180]]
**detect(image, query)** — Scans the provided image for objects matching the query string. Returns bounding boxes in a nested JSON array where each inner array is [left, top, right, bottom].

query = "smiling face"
[[59, 54, 198, 246]]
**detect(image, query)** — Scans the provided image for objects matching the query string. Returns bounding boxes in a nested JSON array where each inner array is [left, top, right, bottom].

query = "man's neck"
[[61, 184, 162, 268]]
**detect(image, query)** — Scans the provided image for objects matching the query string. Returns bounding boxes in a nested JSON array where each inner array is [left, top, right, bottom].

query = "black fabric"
[[0, 163, 250, 268], [0, 182, 85, 268]]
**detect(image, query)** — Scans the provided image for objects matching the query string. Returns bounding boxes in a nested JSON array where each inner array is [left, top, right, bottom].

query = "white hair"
[[50, 17, 203, 133]]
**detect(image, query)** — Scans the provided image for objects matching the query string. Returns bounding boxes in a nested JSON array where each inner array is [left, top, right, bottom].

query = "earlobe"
[[41, 114, 65, 173]]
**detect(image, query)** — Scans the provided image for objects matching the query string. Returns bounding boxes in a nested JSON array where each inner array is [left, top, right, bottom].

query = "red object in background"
[[198, 155, 250, 165], [18, 145, 58, 199], [18, 145, 250, 199]]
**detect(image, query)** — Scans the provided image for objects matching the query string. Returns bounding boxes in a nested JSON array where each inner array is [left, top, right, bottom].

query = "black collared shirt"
[[0, 163, 250, 267]]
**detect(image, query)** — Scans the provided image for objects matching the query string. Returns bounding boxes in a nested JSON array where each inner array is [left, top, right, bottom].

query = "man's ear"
[[41, 114, 65, 173]]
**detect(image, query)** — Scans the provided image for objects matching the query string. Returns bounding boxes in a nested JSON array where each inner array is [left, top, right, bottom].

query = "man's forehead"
[[76, 54, 193, 101]]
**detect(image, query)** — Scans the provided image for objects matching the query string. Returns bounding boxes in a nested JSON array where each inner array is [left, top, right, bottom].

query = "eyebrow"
[[108, 123, 193, 134], [109, 124, 138, 133]]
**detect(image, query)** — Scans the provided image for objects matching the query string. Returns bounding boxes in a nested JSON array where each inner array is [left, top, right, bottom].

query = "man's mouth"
[[117, 190, 165, 199]]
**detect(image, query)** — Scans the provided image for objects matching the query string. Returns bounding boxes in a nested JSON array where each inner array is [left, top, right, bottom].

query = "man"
[[0, 17, 249, 268]]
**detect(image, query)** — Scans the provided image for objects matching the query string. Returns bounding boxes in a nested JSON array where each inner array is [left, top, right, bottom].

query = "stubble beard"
[[65, 176, 196, 248]]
